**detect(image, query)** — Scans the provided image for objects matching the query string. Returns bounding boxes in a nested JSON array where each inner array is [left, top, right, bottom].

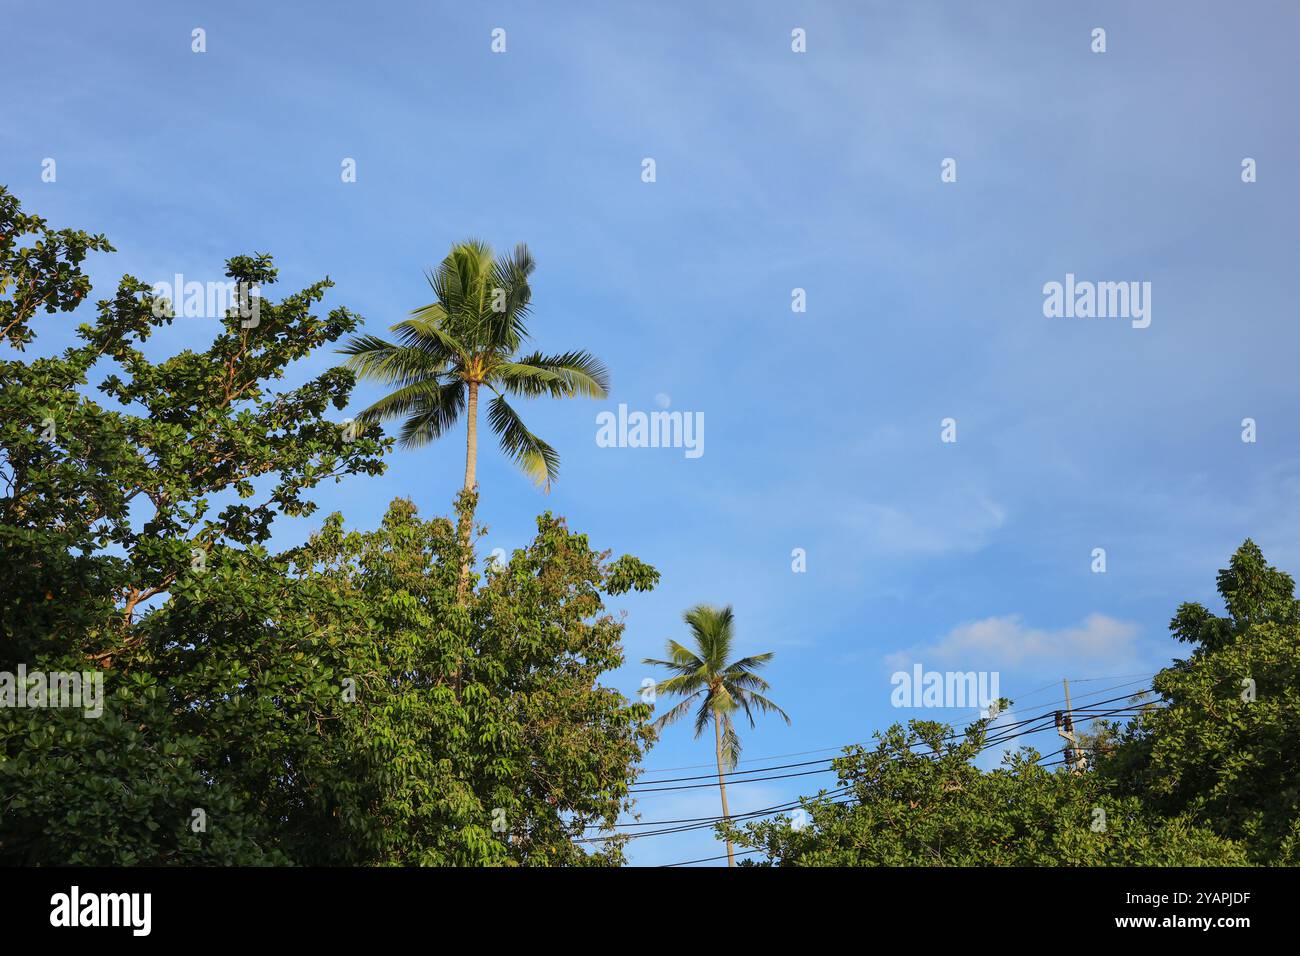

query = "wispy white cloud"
[[885, 612, 1143, 673], [846, 494, 1007, 556]]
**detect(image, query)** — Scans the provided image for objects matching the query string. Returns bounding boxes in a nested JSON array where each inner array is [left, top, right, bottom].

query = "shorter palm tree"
[[643, 604, 790, 867]]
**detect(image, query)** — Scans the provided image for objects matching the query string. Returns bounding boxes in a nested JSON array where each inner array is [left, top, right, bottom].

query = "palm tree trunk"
[[713, 712, 736, 868], [456, 380, 479, 600], [463, 380, 479, 494]]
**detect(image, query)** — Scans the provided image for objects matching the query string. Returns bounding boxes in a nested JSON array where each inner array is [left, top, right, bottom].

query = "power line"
[[628, 678, 1071, 776], [591, 697, 1151, 845], [630, 708, 1066, 788], [626, 690, 1151, 796], [631, 675, 1154, 785], [649, 700, 1149, 866], [661, 848, 764, 867]]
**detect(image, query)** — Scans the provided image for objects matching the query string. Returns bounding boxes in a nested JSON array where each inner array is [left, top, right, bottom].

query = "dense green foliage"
[[728, 540, 1300, 866], [2, 184, 1294, 868], [0, 187, 658, 865], [1100, 540, 1300, 863], [726, 720, 1246, 866]]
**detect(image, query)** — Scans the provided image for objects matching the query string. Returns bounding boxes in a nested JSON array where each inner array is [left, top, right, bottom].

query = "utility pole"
[[1056, 678, 1087, 773]]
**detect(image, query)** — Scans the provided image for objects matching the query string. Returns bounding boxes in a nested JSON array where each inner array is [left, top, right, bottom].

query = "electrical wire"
[[626, 689, 1151, 795], [631, 675, 1154, 786], [589, 697, 1152, 846], [661, 848, 764, 867]]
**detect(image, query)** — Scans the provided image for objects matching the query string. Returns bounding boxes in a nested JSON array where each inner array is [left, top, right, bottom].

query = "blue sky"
[[4, 0, 1298, 865]]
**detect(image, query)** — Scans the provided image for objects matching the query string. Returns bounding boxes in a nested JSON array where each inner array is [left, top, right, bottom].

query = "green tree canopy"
[[726, 717, 1246, 867], [0, 187, 658, 866], [1101, 539, 1300, 862], [728, 539, 1300, 867]]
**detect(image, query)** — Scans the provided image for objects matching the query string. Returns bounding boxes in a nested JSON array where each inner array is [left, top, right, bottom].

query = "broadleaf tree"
[[725, 540, 1300, 866], [0, 187, 659, 865]]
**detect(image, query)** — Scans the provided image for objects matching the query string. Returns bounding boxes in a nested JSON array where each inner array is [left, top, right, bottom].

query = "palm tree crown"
[[645, 604, 790, 767], [339, 239, 609, 492]]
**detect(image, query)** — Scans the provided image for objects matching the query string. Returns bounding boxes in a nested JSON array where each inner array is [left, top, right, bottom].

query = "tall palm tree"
[[643, 604, 790, 867], [339, 240, 609, 591]]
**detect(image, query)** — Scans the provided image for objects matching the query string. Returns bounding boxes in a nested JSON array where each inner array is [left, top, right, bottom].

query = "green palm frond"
[[731, 687, 792, 730], [338, 337, 446, 389], [693, 699, 713, 739], [437, 240, 492, 308], [652, 673, 708, 697], [742, 691, 791, 723], [650, 693, 703, 732], [394, 311, 469, 367], [723, 652, 775, 675], [426, 241, 494, 347], [500, 351, 610, 399], [494, 361, 568, 397], [663, 639, 704, 669], [394, 378, 467, 448], [486, 394, 559, 489], [695, 687, 736, 738], [684, 604, 735, 671], [354, 377, 462, 429], [643, 655, 704, 680], [486, 242, 534, 348], [720, 717, 742, 769], [723, 671, 772, 694]]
